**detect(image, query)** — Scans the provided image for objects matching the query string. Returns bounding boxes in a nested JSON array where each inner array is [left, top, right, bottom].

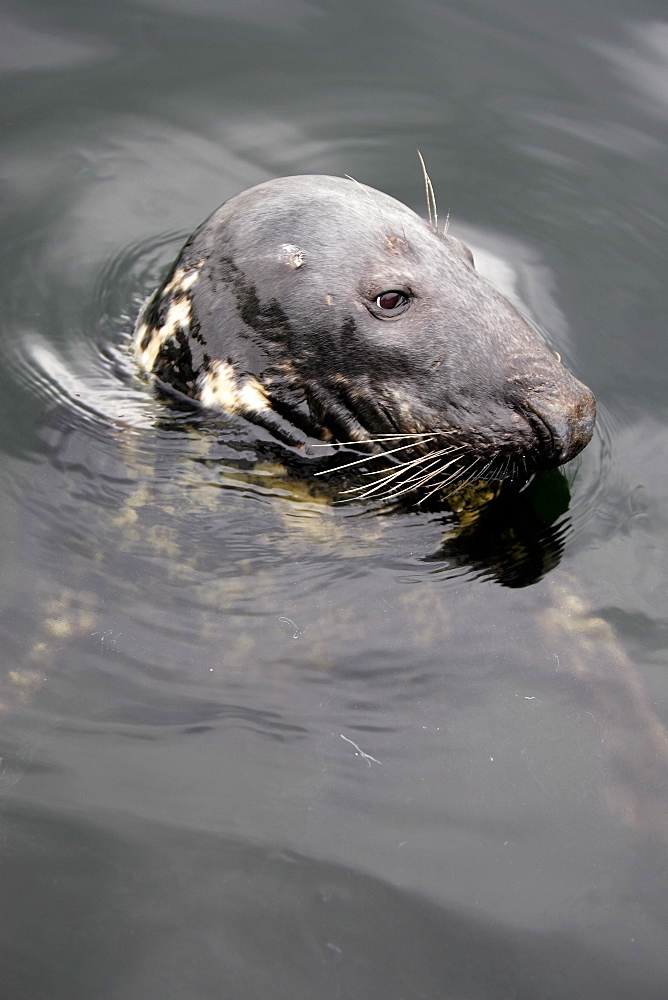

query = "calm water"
[[2, 0, 668, 997]]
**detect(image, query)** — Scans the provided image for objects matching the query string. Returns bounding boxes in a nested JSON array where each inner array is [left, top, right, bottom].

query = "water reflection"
[[425, 471, 571, 587]]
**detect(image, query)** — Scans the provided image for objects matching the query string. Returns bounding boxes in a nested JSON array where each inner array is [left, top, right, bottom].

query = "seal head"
[[134, 175, 595, 488]]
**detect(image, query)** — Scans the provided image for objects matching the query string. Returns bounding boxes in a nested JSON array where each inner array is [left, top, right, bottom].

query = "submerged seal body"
[[134, 174, 595, 491]]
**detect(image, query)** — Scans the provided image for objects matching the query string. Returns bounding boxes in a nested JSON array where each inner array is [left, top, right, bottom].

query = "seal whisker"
[[377, 446, 465, 485], [417, 150, 438, 232], [451, 460, 490, 492], [360, 453, 439, 478], [417, 460, 481, 504], [311, 431, 438, 447], [340, 450, 467, 504], [358, 457, 452, 493], [369, 453, 467, 503], [338, 466, 426, 500], [356, 469, 452, 505], [496, 455, 513, 482], [312, 437, 437, 476], [360, 443, 462, 478], [393, 458, 445, 485], [343, 444, 459, 489], [420, 480, 459, 504], [370, 463, 457, 503], [403, 452, 466, 486], [338, 449, 448, 496], [471, 456, 497, 482]]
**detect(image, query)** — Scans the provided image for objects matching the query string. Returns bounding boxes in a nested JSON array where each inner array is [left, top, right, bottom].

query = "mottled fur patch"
[[133, 262, 204, 375], [197, 360, 270, 415], [134, 296, 192, 372], [162, 267, 201, 296]]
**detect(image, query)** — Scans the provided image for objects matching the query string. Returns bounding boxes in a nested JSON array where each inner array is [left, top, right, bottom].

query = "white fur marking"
[[135, 297, 192, 372], [237, 377, 270, 411], [198, 362, 270, 414], [198, 360, 239, 410], [162, 267, 201, 296]]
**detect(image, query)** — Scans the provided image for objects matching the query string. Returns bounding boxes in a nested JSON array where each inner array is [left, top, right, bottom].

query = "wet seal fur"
[[134, 175, 596, 497]]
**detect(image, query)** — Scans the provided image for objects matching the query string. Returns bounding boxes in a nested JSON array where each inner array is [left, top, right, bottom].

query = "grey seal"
[[134, 174, 595, 495]]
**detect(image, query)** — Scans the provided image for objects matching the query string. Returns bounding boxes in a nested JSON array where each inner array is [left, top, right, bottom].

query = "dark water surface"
[[2, 0, 668, 997]]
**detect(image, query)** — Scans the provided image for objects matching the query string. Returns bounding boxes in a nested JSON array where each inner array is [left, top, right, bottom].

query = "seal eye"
[[373, 290, 411, 317]]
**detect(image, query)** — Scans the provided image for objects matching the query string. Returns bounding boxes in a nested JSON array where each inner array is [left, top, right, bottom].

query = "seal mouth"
[[518, 406, 557, 465]]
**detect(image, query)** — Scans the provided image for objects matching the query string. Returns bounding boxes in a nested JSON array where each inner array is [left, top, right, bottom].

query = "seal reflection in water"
[[134, 175, 595, 499]]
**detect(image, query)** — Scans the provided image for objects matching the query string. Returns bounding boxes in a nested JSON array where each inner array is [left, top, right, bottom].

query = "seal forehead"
[[226, 175, 421, 247]]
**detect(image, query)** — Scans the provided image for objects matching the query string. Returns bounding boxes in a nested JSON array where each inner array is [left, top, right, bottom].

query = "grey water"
[[1, 0, 668, 997]]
